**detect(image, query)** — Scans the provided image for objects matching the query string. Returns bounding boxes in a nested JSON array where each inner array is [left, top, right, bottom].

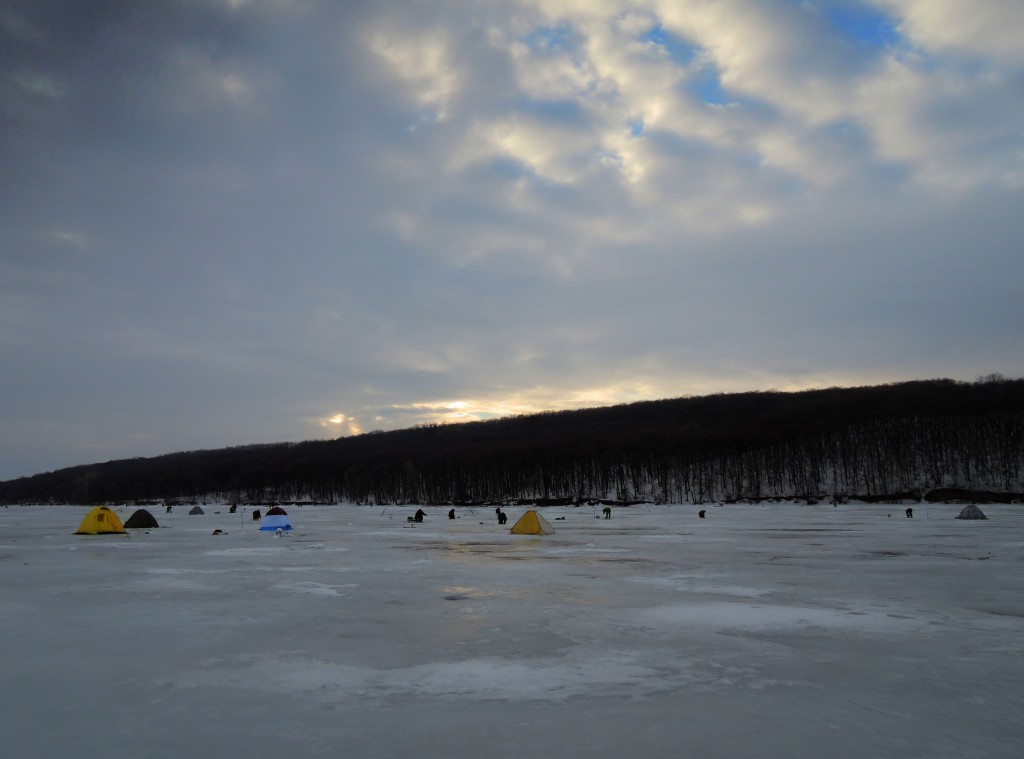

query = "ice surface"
[[2, 502, 1023, 758]]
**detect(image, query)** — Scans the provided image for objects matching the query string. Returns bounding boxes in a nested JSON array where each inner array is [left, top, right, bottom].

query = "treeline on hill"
[[2, 378, 1023, 506]]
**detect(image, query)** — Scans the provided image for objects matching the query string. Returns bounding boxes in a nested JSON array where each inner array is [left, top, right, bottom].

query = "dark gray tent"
[[188, 505, 205, 515], [955, 504, 988, 520], [124, 508, 159, 529]]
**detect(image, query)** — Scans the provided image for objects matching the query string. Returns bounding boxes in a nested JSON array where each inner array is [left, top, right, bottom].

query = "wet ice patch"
[[629, 573, 771, 598], [158, 650, 692, 703], [76, 541, 132, 550], [269, 581, 357, 597], [549, 545, 630, 555], [203, 546, 291, 557], [396, 654, 669, 701], [638, 601, 925, 634], [133, 576, 217, 593]]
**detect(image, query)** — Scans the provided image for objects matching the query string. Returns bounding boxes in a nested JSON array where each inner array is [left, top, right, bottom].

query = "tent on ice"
[[74, 506, 126, 535], [259, 506, 293, 531], [955, 504, 988, 520], [510, 510, 556, 535], [188, 505, 205, 515], [124, 508, 159, 529]]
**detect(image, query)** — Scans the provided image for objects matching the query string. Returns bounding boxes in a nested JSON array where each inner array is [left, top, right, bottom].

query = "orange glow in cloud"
[[319, 413, 362, 436]]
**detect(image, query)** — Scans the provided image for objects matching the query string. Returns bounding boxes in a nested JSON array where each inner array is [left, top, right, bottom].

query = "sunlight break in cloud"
[[376, 381, 667, 429], [319, 413, 362, 437], [348, 370, 848, 437]]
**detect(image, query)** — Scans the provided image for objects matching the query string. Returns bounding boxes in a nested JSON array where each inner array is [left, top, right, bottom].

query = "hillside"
[[2, 378, 1023, 505]]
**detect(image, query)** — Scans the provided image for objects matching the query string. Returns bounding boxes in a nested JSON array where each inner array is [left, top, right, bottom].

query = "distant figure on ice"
[[602, 506, 612, 519], [414, 508, 426, 523], [698, 510, 706, 519], [165, 504, 172, 514], [498, 510, 508, 525], [252, 509, 261, 521], [229, 504, 237, 513], [448, 508, 456, 520], [906, 507, 913, 518]]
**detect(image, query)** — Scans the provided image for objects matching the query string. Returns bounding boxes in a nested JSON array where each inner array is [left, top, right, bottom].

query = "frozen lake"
[[3, 502, 1023, 758]]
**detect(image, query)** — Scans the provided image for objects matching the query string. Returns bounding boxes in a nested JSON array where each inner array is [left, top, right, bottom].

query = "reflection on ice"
[[636, 601, 927, 634]]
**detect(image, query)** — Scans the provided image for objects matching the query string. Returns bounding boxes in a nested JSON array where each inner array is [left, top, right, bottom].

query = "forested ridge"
[[3, 378, 1023, 505]]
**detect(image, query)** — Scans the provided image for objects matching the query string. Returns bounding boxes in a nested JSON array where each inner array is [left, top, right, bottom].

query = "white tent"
[[955, 504, 988, 520], [259, 506, 293, 531]]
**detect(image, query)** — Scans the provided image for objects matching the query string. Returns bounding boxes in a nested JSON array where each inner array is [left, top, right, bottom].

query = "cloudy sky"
[[2, 0, 1023, 480]]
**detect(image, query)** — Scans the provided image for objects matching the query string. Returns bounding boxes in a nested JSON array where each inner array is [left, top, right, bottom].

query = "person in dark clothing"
[[906, 507, 913, 518], [448, 508, 456, 520], [602, 506, 612, 519], [698, 509, 706, 518], [414, 508, 426, 523], [498, 510, 508, 525]]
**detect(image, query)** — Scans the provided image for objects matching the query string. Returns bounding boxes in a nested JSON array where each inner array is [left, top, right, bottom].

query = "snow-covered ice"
[[2, 502, 1023, 758]]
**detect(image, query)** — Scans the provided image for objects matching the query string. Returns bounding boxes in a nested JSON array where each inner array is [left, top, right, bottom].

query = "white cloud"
[[874, 0, 1024, 64], [653, 0, 857, 123], [368, 23, 458, 122], [854, 56, 1024, 191], [14, 71, 66, 99], [469, 114, 599, 185], [48, 229, 89, 248], [506, 34, 598, 101]]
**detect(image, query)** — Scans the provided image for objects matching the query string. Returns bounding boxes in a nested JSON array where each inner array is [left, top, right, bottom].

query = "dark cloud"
[[2, 0, 1022, 479]]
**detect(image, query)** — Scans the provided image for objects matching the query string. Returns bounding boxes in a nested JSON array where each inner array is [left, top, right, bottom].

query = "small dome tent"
[[259, 506, 293, 531], [74, 506, 126, 535], [956, 504, 988, 520], [124, 508, 159, 529], [188, 505, 205, 515], [510, 510, 556, 535]]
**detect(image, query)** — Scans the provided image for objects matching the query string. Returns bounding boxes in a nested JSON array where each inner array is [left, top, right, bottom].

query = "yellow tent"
[[510, 509, 556, 535], [74, 506, 126, 535]]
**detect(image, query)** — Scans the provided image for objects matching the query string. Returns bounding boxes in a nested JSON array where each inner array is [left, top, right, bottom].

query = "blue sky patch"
[[693, 70, 728, 105], [640, 25, 699, 65], [818, 1, 901, 49]]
